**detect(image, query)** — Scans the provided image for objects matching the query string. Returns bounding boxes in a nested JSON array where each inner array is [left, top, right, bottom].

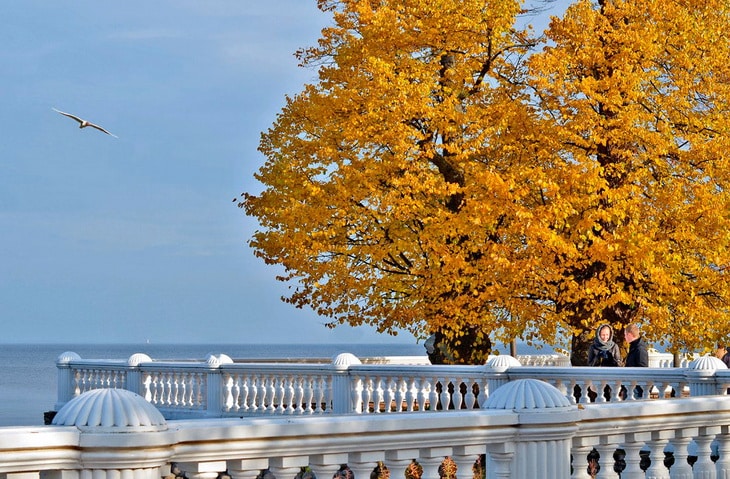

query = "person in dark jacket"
[[587, 324, 622, 401], [624, 324, 649, 367], [588, 324, 623, 367], [623, 323, 649, 399]]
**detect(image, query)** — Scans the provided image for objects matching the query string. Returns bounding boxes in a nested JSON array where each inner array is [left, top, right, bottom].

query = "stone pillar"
[[205, 354, 233, 418], [685, 356, 727, 397], [126, 354, 152, 396], [482, 379, 578, 479], [331, 353, 362, 414], [55, 351, 82, 410], [482, 356, 521, 406], [484, 442, 514, 479]]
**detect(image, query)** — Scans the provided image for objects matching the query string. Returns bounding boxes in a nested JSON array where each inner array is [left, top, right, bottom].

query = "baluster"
[[72, 370, 81, 397], [229, 374, 240, 412], [464, 380, 476, 409], [693, 426, 720, 479], [352, 376, 364, 413], [418, 451, 446, 479], [267, 376, 277, 413], [363, 376, 374, 413], [269, 457, 305, 479], [370, 376, 381, 413], [196, 371, 206, 409], [594, 443, 620, 479], [240, 374, 250, 413], [385, 450, 418, 479], [452, 378, 464, 409], [384, 378, 396, 413], [275, 376, 286, 414], [427, 379, 439, 412], [223, 374, 234, 412], [260, 375, 270, 413], [278, 375, 289, 414], [349, 452, 384, 479], [227, 459, 269, 479], [174, 372, 184, 406], [452, 446, 481, 479], [282, 374, 293, 414], [618, 432, 650, 479], [250, 374, 260, 413], [645, 381, 656, 400], [291, 375, 303, 414], [567, 379, 578, 405], [143, 373, 153, 402], [149, 373, 159, 405], [303, 375, 314, 414], [715, 426, 730, 479], [396, 377, 407, 412], [165, 371, 173, 406], [414, 378, 429, 412], [644, 433, 671, 479], [667, 429, 695, 479], [313, 375, 324, 413], [570, 442, 594, 479], [302, 376, 313, 414], [439, 379, 451, 411], [402, 378, 414, 412], [180, 372, 189, 407], [310, 453, 349, 479]]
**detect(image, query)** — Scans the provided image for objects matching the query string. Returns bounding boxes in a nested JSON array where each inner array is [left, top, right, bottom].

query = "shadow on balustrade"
[[168, 455, 488, 479]]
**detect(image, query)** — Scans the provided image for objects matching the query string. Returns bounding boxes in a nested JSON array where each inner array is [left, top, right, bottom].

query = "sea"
[[0, 342, 428, 427]]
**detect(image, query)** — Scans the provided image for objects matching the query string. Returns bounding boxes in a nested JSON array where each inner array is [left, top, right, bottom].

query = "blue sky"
[[0, 1, 567, 345]]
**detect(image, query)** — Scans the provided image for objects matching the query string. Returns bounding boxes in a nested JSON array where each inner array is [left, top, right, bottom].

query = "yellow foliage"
[[241, 0, 730, 359]]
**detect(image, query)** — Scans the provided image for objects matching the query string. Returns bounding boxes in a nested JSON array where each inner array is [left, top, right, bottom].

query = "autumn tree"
[[240, 0, 730, 364], [525, 0, 730, 362]]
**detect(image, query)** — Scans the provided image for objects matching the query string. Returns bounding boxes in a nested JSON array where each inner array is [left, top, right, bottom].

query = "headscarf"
[[593, 324, 615, 352]]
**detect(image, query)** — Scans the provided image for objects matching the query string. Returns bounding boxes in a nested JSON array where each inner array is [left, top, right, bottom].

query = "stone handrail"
[[8, 378, 730, 479], [55, 351, 729, 421]]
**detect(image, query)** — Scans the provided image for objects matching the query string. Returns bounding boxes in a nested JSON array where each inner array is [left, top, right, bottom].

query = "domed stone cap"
[[485, 355, 522, 371], [52, 388, 167, 432], [332, 352, 362, 366], [206, 353, 233, 367], [56, 351, 82, 364], [128, 353, 152, 366], [483, 378, 571, 410], [688, 355, 727, 370]]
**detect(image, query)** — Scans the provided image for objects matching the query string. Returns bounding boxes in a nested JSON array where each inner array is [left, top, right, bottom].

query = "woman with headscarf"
[[588, 324, 623, 367]]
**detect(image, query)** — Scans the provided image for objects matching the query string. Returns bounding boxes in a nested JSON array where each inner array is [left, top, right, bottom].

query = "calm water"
[[0, 343, 427, 426]]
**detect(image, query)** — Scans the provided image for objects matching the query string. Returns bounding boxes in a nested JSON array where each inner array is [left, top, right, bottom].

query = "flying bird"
[[52, 108, 118, 138]]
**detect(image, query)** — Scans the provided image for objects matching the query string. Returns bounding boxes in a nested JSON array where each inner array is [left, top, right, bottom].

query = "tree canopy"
[[240, 0, 730, 364]]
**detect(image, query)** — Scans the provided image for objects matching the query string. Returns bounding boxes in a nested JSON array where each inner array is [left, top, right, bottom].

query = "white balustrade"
[[54, 351, 730, 421], [7, 388, 730, 479]]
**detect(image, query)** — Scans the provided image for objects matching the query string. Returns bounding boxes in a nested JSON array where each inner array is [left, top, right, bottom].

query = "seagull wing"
[[52, 107, 84, 125], [87, 122, 118, 138]]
